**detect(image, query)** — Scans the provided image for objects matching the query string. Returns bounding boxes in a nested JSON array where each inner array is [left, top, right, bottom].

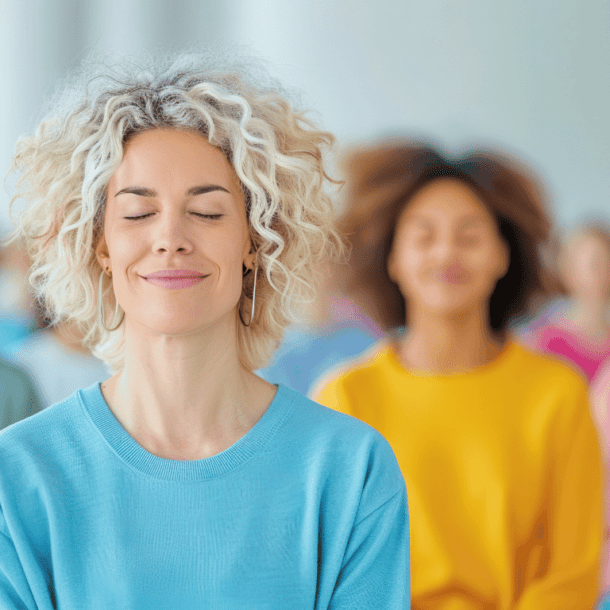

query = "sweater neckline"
[[77, 382, 295, 482], [383, 339, 518, 380]]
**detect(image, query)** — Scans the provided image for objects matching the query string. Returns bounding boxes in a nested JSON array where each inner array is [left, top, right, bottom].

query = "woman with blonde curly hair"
[[0, 53, 409, 609]]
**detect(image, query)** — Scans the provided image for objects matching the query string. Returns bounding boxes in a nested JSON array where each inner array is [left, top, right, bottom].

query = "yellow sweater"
[[314, 340, 603, 609]]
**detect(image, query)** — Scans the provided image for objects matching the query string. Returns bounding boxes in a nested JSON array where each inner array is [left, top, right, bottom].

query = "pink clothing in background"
[[535, 324, 610, 383]]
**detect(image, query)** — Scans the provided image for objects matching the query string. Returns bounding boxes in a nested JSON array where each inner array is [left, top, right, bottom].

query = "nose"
[[431, 233, 458, 263], [152, 212, 195, 255]]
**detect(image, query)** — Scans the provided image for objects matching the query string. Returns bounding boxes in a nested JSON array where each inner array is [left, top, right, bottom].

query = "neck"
[[101, 314, 275, 460], [567, 298, 610, 340], [398, 304, 505, 374]]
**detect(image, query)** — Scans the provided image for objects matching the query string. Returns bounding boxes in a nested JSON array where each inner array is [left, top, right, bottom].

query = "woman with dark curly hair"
[[0, 55, 409, 609], [314, 140, 603, 608]]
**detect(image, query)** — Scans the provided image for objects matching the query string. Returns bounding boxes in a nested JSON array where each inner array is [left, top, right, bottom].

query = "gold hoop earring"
[[239, 264, 258, 327], [98, 270, 125, 332]]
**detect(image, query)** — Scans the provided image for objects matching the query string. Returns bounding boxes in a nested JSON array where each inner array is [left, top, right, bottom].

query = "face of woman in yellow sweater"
[[387, 177, 509, 321]]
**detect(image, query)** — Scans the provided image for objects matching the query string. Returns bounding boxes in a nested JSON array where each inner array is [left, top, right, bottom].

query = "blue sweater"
[[0, 383, 409, 609]]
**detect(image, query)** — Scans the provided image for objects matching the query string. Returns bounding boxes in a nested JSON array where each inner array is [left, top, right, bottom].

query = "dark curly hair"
[[337, 140, 552, 333]]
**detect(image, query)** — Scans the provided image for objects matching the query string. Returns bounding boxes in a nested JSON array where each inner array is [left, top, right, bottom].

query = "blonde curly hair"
[[8, 50, 344, 371]]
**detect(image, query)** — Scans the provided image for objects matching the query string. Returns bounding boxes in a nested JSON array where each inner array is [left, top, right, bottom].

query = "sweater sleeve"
[[315, 373, 410, 607], [329, 487, 410, 609], [516, 385, 604, 609], [0, 509, 37, 610]]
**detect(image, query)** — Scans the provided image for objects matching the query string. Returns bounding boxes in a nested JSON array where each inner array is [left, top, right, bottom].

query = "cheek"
[[390, 245, 426, 290], [103, 232, 146, 299], [601, 261, 610, 286], [216, 233, 248, 272], [588, 255, 610, 286], [222, 258, 246, 300], [464, 247, 505, 289], [467, 246, 495, 265], [109, 241, 140, 278], [208, 235, 249, 303], [110, 259, 140, 310]]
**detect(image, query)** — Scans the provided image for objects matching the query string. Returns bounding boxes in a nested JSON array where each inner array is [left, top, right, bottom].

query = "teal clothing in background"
[[0, 358, 43, 429], [0, 314, 36, 358], [0, 383, 410, 609]]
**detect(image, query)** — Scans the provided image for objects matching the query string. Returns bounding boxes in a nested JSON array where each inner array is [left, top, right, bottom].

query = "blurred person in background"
[[314, 140, 603, 609], [0, 52, 409, 609], [257, 264, 381, 394], [512, 297, 567, 347], [0, 357, 42, 429], [7, 303, 111, 407], [531, 223, 610, 383], [511, 232, 568, 346], [0, 243, 37, 356]]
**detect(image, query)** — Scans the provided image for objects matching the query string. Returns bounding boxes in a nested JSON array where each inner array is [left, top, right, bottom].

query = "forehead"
[[110, 128, 238, 189], [399, 177, 495, 225]]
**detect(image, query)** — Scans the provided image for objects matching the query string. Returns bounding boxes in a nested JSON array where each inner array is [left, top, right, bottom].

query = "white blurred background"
[[1, 0, 608, 234]]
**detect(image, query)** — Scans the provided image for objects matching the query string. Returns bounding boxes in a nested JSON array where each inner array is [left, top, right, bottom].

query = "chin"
[[129, 311, 221, 337], [424, 297, 481, 319]]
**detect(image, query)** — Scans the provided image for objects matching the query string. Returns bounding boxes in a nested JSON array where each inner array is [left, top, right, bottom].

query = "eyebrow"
[[114, 185, 231, 197], [406, 214, 488, 230], [457, 215, 487, 228]]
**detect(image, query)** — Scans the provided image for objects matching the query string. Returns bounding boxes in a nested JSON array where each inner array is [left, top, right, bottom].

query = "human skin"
[[387, 177, 510, 374], [561, 232, 610, 341], [96, 128, 276, 460]]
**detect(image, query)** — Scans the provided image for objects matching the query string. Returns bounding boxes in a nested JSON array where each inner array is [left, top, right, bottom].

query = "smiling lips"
[[143, 270, 209, 289], [437, 266, 467, 284]]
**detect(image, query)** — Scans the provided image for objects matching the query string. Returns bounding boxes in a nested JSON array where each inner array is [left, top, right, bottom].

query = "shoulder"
[[534, 321, 582, 349], [507, 339, 588, 391], [592, 359, 610, 413], [0, 388, 85, 466], [513, 341, 587, 376], [535, 322, 567, 339], [0, 358, 33, 387], [310, 340, 391, 402], [505, 341, 590, 421], [594, 359, 610, 392], [279, 385, 405, 508], [282, 383, 389, 444], [506, 342, 594, 440], [0, 358, 40, 415], [280, 384, 401, 472]]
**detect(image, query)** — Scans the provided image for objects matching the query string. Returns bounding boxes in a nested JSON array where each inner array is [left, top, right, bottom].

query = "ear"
[[95, 234, 111, 275], [242, 237, 257, 271], [243, 251, 256, 271]]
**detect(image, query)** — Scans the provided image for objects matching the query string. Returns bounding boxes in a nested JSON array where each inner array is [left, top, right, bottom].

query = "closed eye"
[[123, 213, 224, 220], [192, 213, 224, 220], [124, 213, 154, 220]]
